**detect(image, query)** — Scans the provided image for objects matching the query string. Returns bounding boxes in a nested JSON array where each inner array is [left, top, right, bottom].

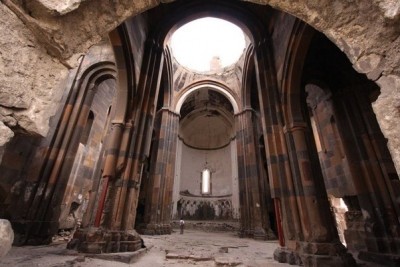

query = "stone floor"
[[0, 229, 385, 267], [0, 229, 290, 267]]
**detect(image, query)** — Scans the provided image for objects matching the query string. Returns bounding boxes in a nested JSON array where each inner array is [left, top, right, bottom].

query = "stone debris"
[[214, 257, 243, 266], [219, 247, 229, 253], [0, 230, 384, 267], [0, 219, 14, 258], [166, 252, 189, 259]]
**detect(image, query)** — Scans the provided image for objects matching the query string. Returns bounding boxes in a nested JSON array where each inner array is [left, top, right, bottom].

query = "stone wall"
[[0, 41, 117, 242], [174, 141, 240, 220], [306, 84, 356, 197], [58, 78, 116, 230], [179, 143, 234, 196], [177, 196, 234, 221]]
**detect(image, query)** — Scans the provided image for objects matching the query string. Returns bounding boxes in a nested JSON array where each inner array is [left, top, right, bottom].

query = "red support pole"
[[94, 176, 110, 227], [274, 198, 285, 247]]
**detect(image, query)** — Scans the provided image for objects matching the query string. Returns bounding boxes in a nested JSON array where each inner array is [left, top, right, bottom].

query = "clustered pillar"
[[235, 108, 270, 239], [70, 39, 165, 253], [254, 40, 355, 266], [139, 108, 179, 235], [333, 87, 400, 264]]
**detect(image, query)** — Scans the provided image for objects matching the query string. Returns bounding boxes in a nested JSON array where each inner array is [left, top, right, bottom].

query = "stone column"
[[70, 39, 164, 254], [334, 87, 400, 264], [120, 42, 164, 234], [160, 111, 179, 232], [140, 109, 179, 234], [102, 122, 134, 230], [284, 123, 353, 266], [235, 108, 266, 239], [20, 82, 99, 245], [254, 42, 303, 263], [254, 41, 355, 266]]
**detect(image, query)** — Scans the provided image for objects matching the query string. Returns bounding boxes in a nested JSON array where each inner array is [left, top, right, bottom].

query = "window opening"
[[201, 168, 211, 195]]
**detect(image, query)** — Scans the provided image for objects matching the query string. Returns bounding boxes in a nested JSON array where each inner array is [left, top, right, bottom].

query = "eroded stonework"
[[0, 0, 399, 172], [0, 3, 68, 138]]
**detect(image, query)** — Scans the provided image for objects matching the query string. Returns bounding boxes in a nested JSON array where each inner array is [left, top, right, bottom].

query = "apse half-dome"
[[179, 88, 235, 149]]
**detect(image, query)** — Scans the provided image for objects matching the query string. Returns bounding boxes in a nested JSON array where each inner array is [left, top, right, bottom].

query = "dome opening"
[[170, 17, 246, 72]]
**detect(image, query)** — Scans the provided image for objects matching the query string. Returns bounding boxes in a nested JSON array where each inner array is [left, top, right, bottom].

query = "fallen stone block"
[[0, 219, 14, 258], [215, 257, 242, 266]]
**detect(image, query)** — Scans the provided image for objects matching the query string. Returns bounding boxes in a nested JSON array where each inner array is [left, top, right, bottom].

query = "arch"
[[20, 60, 118, 244], [281, 20, 315, 127], [175, 81, 240, 114], [241, 44, 256, 108], [3, 0, 398, 173], [108, 24, 137, 123], [157, 0, 266, 47], [160, 46, 174, 108], [3, 0, 399, 174], [5, 0, 396, 77]]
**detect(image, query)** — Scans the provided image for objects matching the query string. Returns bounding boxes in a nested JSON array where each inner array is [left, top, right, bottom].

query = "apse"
[[172, 87, 240, 222]]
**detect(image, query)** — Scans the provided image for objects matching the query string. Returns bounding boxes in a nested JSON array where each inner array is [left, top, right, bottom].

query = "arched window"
[[201, 168, 211, 195]]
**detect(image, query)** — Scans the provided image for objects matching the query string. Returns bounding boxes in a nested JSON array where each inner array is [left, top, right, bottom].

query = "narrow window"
[[201, 168, 211, 195], [310, 114, 323, 153], [80, 110, 95, 145]]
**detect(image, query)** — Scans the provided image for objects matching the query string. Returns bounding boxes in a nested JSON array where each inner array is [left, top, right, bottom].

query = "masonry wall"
[[176, 141, 239, 220], [58, 79, 116, 229]]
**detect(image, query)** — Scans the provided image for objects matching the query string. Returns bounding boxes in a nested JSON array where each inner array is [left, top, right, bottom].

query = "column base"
[[274, 241, 356, 266], [356, 234, 400, 266], [137, 223, 171, 235], [358, 251, 400, 267], [344, 210, 367, 251], [253, 227, 267, 240], [11, 220, 54, 246], [273, 246, 302, 265], [299, 241, 356, 267], [238, 228, 252, 238], [239, 227, 276, 240], [67, 227, 143, 254]]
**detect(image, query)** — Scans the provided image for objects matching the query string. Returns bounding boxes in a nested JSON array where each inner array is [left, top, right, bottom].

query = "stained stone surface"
[[0, 121, 14, 162], [0, 219, 14, 258], [0, 3, 68, 137], [0, 121, 13, 147], [374, 75, 400, 173], [0, 0, 399, 170]]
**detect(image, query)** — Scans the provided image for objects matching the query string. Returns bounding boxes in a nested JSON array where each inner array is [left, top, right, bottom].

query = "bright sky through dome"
[[170, 17, 246, 72]]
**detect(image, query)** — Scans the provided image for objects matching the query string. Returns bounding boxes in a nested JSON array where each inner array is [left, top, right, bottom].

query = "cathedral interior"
[[0, 0, 400, 266]]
